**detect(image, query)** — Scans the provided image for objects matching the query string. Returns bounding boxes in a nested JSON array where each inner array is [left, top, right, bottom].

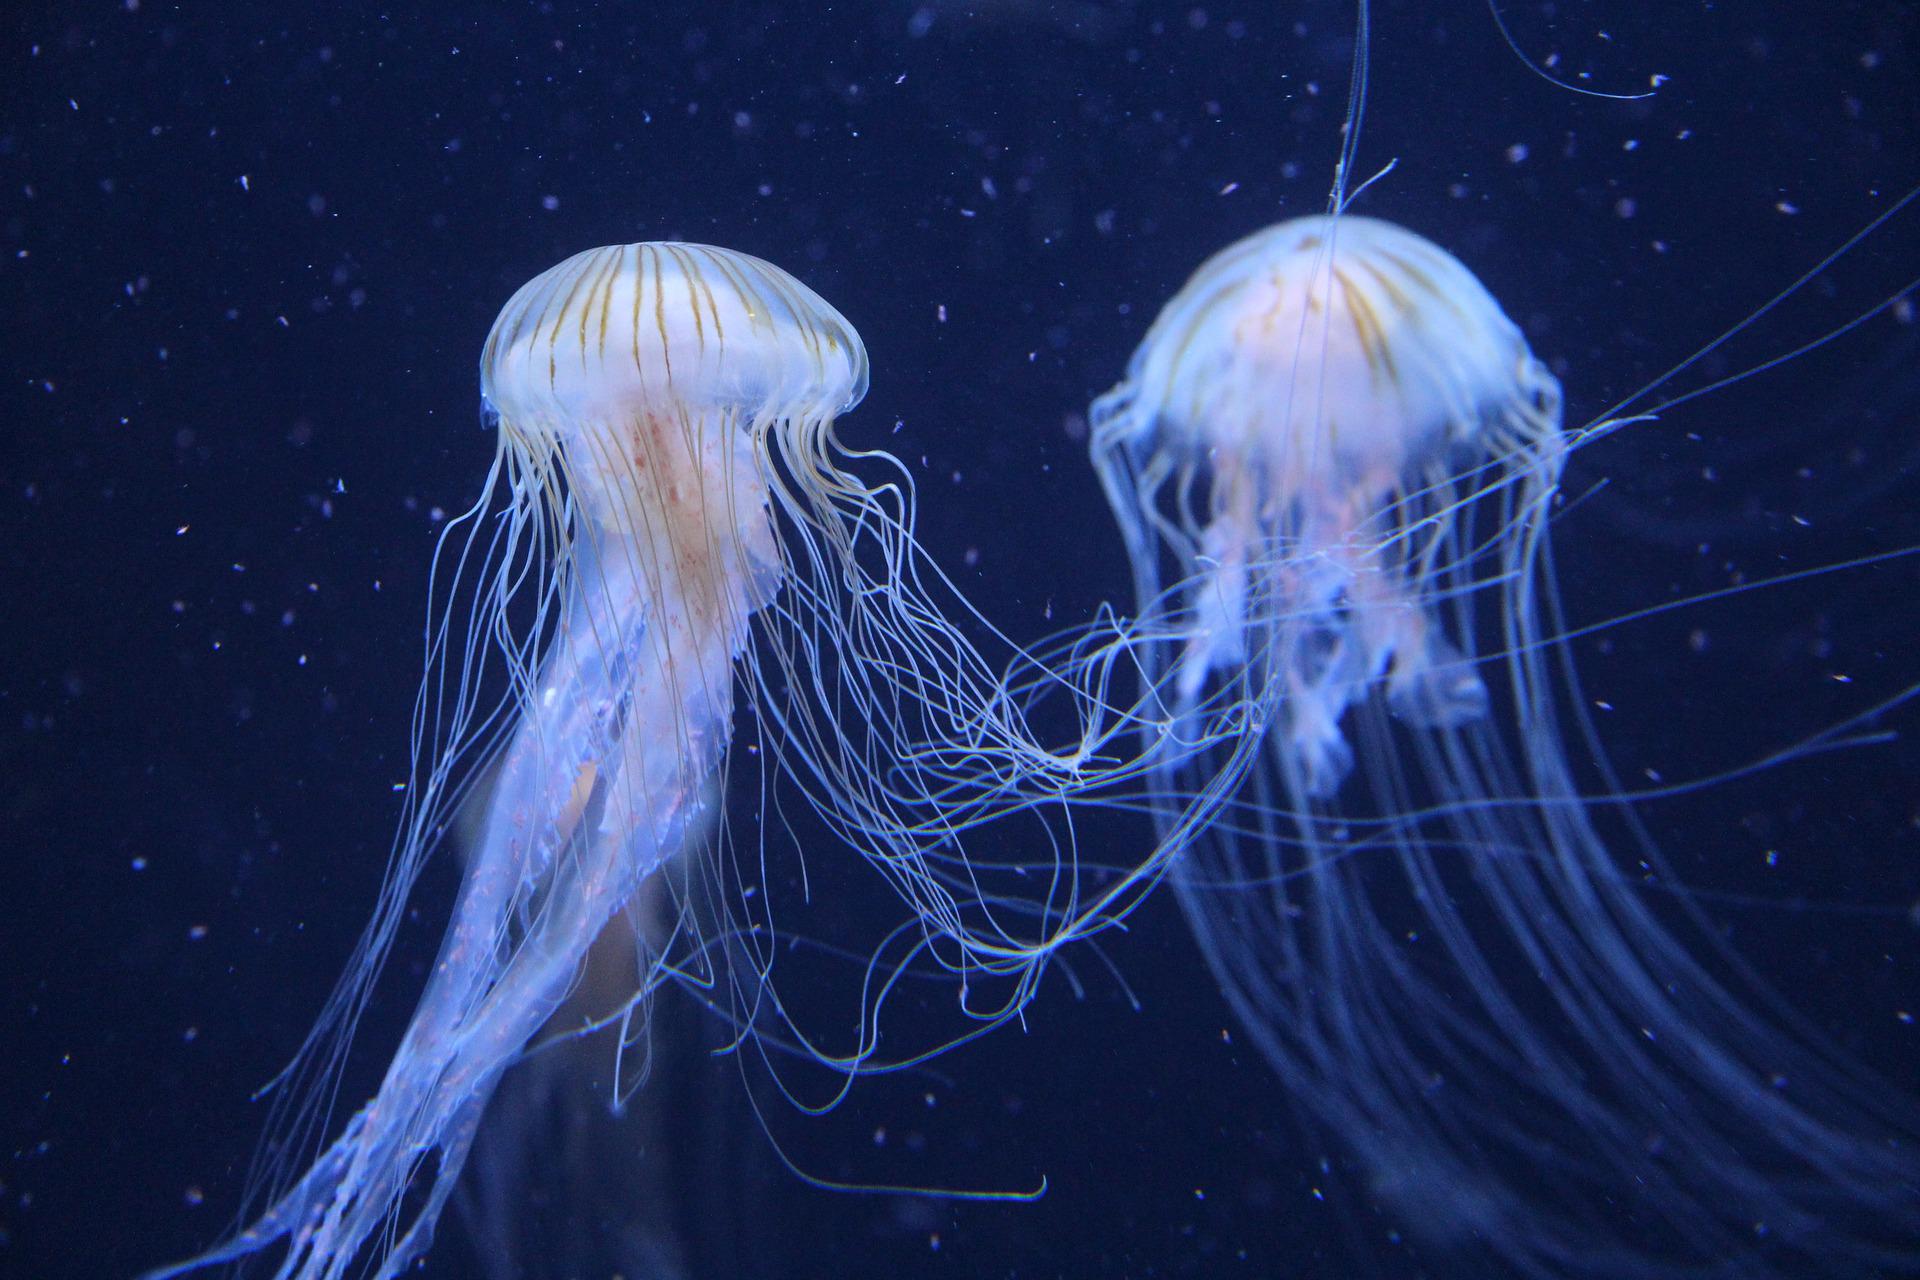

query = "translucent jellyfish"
[[1089, 214, 1920, 1276], [148, 236, 1158, 1280], [148, 242, 875, 1280]]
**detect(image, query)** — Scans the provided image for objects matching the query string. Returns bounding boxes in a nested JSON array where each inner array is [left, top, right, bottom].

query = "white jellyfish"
[[1089, 213, 1920, 1276], [146, 240, 1065, 1280]]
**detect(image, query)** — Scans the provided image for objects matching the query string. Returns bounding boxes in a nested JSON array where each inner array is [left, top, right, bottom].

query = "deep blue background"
[[4, 2, 1917, 1277]]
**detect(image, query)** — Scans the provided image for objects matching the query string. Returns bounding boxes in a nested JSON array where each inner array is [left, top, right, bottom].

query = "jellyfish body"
[[152, 223, 1192, 1278], [1091, 215, 1920, 1275], [1095, 215, 1558, 792], [150, 244, 866, 1280]]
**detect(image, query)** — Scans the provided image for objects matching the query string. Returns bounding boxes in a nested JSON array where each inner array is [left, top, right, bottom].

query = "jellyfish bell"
[[481, 242, 868, 430], [480, 243, 867, 646], [148, 242, 872, 1280], [480, 242, 865, 551], [1094, 213, 1563, 796], [1091, 212, 1920, 1276], [1116, 215, 1554, 488]]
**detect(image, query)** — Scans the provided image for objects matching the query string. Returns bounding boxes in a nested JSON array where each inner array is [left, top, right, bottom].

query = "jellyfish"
[[1088, 213, 1920, 1276], [150, 232, 1187, 1280], [146, 242, 882, 1280]]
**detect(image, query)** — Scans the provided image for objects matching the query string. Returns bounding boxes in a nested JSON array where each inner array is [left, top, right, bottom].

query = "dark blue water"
[[4, 3, 1916, 1277]]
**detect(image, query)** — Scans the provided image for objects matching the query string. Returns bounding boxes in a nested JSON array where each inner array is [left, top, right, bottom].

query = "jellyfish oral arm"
[[150, 516, 755, 1280], [1179, 473, 1495, 801]]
